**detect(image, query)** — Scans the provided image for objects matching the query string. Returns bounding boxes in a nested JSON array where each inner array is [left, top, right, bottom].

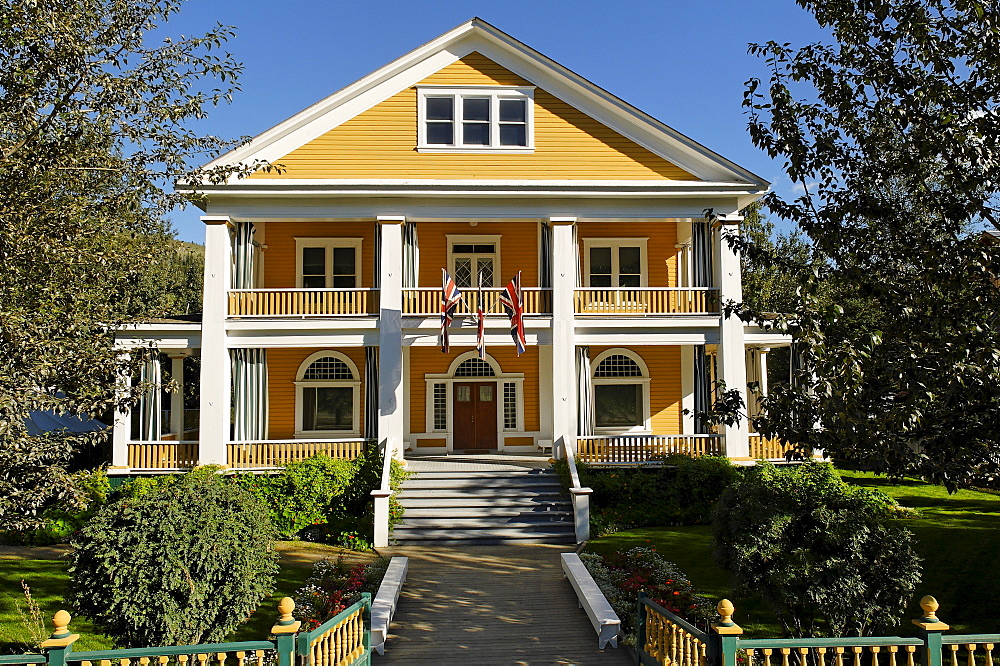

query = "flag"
[[499, 271, 526, 355], [439, 269, 462, 353], [476, 304, 486, 360]]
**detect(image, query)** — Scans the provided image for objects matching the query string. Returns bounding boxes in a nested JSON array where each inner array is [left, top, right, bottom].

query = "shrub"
[[712, 462, 921, 637], [580, 547, 713, 645], [292, 556, 390, 630], [5, 470, 111, 545], [67, 466, 279, 646]]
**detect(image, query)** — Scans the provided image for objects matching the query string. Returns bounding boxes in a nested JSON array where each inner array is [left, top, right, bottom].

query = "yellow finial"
[[277, 597, 295, 624], [717, 599, 735, 627], [920, 596, 940, 622], [51, 610, 71, 639]]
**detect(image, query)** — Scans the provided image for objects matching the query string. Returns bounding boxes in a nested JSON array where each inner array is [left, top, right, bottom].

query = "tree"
[[0, 0, 269, 529], [712, 463, 921, 637], [735, 1, 1000, 488], [67, 468, 278, 646]]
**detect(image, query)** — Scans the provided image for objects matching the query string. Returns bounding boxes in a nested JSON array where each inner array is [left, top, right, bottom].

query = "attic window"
[[417, 86, 534, 153]]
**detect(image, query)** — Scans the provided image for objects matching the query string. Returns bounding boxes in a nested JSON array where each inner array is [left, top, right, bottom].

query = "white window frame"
[[294, 238, 363, 289], [424, 351, 525, 436], [417, 86, 535, 153], [294, 350, 361, 437], [582, 238, 649, 287], [447, 234, 501, 288], [591, 348, 652, 435]]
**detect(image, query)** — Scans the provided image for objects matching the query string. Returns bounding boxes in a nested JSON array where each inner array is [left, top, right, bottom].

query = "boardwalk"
[[373, 543, 632, 665]]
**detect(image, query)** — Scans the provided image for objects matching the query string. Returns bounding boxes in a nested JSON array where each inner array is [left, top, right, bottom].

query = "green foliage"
[[0, 0, 273, 530], [67, 467, 279, 647], [736, 1, 1000, 487], [712, 463, 921, 637], [3, 470, 111, 546]]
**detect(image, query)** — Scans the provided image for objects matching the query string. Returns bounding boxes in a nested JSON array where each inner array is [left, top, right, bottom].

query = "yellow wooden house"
[[111, 18, 789, 474]]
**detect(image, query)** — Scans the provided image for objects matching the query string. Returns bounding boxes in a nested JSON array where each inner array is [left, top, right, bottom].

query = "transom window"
[[302, 356, 354, 380], [295, 351, 361, 436], [295, 238, 362, 289], [454, 358, 496, 377], [418, 86, 534, 152], [583, 238, 648, 288], [592, 349, 650, 434], [594, 355, 643, 377]]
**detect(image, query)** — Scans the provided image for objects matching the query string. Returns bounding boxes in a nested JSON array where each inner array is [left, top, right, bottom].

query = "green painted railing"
[[6, 597, 371, 666], [639, 595, 1000, 666]]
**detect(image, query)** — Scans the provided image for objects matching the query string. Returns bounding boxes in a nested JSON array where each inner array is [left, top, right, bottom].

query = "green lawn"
[[587, 470, 1000, 637], [0, 542, 374, 653]]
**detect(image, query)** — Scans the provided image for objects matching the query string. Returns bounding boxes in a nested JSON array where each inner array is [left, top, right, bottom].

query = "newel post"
[[710, 599, 743, 666], [40, 611, 79, 666], [271, 597, 301, 666], [637, 591, 649, 654], [913, 595, 950, 666], [361, 592, 373, 656]]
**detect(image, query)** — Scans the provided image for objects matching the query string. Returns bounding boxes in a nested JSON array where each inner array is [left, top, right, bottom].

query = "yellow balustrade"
[[400, 288, 551, 315], [227, 439, 371, 469], [227, 289, 378, 317], [642, 604, 708, 666], [128, 442, 199, 469], [573, 288, 718, 315], [576, 435, 724, 464], [742, 644, 919, 666], [748, 435, 797, 460], [306, 605, 367, 666]]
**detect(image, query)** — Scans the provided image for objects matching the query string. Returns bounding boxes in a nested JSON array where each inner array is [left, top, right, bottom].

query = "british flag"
[[499, 271, 526, 355], [476, 304, 486, 360], [439, 269, 462, 353]]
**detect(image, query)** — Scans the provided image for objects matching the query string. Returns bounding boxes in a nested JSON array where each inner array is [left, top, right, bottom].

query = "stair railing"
[[372, 437, 394, 548], [563, 436, 593, 543]]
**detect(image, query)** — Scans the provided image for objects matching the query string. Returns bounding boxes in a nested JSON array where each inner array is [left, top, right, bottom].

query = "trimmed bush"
[[67, 466, 278, 647], [712, 462, 921, 637]]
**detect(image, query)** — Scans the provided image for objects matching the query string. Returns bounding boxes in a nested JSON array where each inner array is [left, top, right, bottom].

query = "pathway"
[[373, 543, 632, 665]]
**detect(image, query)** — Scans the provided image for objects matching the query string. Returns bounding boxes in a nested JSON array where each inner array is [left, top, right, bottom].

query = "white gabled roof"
[[202, 18, 768, 189]]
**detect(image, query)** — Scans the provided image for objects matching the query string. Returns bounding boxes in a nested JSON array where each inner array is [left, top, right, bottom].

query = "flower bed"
[[580, 547, 713, 644], [292, 556, 390, 630]]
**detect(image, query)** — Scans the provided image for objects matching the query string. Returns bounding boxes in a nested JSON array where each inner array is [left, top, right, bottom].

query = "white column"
[[110, 352, 131, 470], [377, 216, 405, 460], [199, 216, 232, 465], [538, 344, 554, 449], [549, 217, 577, 458], [714, 214, 749, 458], [680, 345, 695, 434], [168, 354, 187, 438]]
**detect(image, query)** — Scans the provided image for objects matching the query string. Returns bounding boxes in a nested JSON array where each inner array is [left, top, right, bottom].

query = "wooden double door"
[[453, 382, 498, 450]]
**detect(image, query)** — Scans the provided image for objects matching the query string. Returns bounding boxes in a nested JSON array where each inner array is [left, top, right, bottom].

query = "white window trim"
[[591, 348, 652, 435], [417, 85, 535, 153], [294, 351, 361, 437], [423, 351, 525, 436], [447, 234, 501, 288], [582, 238, 649, 287], [294, 237, 363, 289]]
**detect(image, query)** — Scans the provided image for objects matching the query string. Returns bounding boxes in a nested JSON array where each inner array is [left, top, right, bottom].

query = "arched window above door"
[[454, 357, 496, 377]]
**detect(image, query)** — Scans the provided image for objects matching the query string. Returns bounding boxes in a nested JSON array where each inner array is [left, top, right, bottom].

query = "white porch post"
[[377, 216, 405, 460], [714, 214, 749, 458], [549, 217, 577, 458], [110, 353, 131, 470], [681, 345, 695, 434], [199, 216, 232, 466], [168, 353, 187, 438]]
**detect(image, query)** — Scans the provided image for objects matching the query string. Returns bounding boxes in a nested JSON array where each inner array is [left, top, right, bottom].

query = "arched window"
[[454, 357, 496, 377], [592, 349, 650, 433], [295, 352, 361, 435]]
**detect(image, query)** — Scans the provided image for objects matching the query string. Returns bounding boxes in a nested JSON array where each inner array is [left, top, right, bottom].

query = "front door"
[[453, 382, 498, 450]]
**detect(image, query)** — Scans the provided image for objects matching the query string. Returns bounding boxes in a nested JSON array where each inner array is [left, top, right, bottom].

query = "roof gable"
[[204, 18, 767, 188]]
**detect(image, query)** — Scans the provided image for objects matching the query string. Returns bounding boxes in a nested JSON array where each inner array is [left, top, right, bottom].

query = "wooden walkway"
[[373, 543, 632, 665]]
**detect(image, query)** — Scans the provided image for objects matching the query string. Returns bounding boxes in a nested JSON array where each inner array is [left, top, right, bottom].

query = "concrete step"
[[400, 477, 562, 490], [405, 470, 556, 479], [401, 505, 571, 518], [398, 487, 565, 499], [390, 536, 576, 545], [392, 526, 575, 542], [395, 516, 572, 528], [398, 496, 571, 510]]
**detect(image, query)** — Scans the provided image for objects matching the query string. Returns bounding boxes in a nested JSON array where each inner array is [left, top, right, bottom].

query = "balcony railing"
[[401, 287, 551, 316], [574, 288, 718, 315], [128, 441, 199, 469], [576, 434, 725, 464], [748, 434, 798, 460], [228, 289, 379, 317], [227, 438, 374, 469]]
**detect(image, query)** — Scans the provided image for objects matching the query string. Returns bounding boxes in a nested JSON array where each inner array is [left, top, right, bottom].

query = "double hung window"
[[583, 239, 648, 287], [295, 352, 361, 436], [296, 238, 362, 289], [592, 351, 650, 433], [418, 87, 534, 152]]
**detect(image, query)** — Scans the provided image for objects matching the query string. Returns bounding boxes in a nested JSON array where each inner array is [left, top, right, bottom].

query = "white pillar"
[[110, 353, 131, 470], [549, 217, 577, 458], [377, 216, 405, 460], [680, 345, 695, 434], [538, 344, 554, 449], [169, 354, 187, 438], [199, 216, 232, 465], [714, 214, 749, 458]]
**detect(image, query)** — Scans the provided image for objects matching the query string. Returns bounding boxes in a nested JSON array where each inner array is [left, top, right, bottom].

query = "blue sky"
[[165, 0, 829, 242]]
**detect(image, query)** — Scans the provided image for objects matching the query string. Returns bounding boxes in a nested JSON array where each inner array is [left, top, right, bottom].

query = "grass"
[[587, 469, 1000, 638], [0, 541, 377, 654]]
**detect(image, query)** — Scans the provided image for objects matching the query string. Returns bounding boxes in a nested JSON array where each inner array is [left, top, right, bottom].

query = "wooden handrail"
[[401, 287, 551, 315], [227, 438, 372, 468], [574, 288, 718, 315], [576, 434, 725, 464], [228, 288, 380, 317]]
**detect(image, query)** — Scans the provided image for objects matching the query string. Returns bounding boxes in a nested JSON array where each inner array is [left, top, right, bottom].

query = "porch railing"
[[401, 287, 551, 315], [227, 438, 373, 469], [638, 592, 708, 666], [295, 594, 372, 666], [577, 434, 725, 464], [574, 288, 718, 315], [128, 441, 199, 469], [228, 288, 379, 317], [748, 434, 797, 460]]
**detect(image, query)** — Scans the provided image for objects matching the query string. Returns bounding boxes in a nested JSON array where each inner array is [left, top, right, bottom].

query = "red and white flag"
[[439, 269, 462, 353], [499, 271, 526, 355], [476, 304, 486, 360]]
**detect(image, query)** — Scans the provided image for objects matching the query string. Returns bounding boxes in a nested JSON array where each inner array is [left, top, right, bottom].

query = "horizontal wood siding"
[[589, 345, 682, 435], [261, 221, 376, 289], [255, 53, 697, 181], [415, 220, 538, 287], [268, 347, 367, 439], [408, 345, 539, 434], [578, 221, 679, 287]]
